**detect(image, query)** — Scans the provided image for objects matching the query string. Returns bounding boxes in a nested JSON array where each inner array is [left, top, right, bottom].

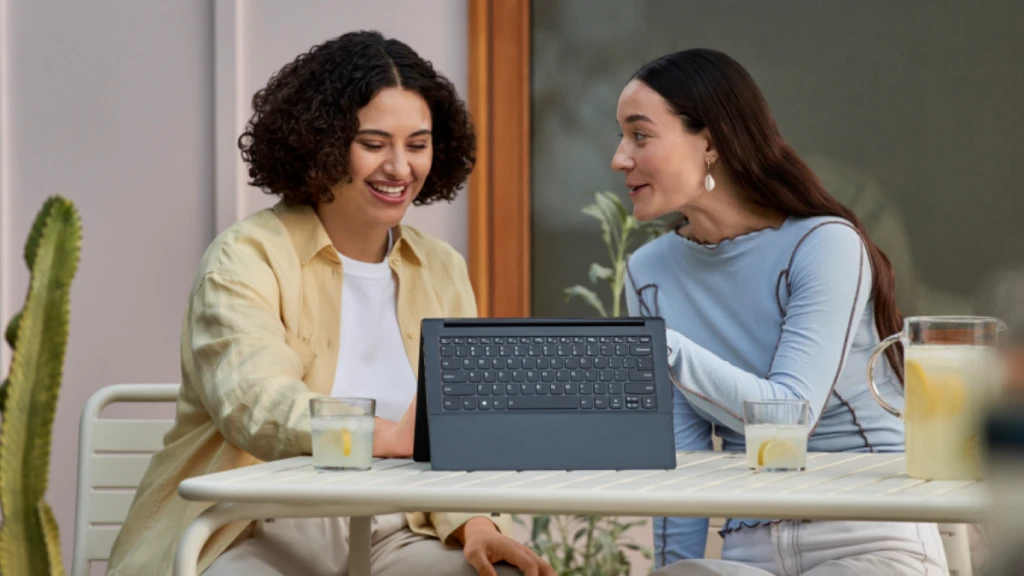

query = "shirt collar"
[[273, 201, 426, 268]]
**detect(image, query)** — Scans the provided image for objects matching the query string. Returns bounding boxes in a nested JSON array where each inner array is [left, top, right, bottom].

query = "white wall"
[[0, 0, 468, 569]]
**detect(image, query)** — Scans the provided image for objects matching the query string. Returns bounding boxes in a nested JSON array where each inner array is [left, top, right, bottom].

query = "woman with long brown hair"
[[617, 48, 947, 574]]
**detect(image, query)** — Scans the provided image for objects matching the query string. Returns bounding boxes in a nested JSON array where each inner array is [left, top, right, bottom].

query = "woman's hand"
[[455, 518, 556, 576], [372, 395, 417, 458]]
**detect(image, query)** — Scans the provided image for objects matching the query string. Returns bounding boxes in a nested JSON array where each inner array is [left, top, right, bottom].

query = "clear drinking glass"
[[743, 399, 810, 472], [310, 397, 376, 471]]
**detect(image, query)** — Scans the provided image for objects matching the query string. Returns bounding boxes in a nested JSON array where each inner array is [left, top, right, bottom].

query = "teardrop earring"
[[704, 159, 716, 192]]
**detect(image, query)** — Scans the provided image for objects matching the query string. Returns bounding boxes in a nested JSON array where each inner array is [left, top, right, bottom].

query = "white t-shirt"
[[330, 231, 417, 422]]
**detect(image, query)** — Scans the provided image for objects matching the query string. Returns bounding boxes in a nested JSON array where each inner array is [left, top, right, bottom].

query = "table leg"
[[349, 516, 372, 576], [173, 502, 245, 576]]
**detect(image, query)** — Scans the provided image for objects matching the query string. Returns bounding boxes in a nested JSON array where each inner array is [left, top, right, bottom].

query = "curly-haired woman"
[[107, 31, 553, 576]]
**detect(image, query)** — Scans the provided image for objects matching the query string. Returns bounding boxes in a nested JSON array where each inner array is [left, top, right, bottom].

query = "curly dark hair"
[[238, 30, 475, 206]]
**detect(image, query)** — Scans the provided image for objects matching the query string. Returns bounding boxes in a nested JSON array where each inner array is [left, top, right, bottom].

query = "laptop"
[[413, 317, 676, 471]]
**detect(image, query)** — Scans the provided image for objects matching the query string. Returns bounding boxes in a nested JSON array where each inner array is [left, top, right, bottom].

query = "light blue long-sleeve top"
[[624, 215, 905, 568]]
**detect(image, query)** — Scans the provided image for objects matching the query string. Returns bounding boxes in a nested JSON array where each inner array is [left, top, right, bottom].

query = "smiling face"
[[328, 87, 434, 229], [610, 79, 716, 221]]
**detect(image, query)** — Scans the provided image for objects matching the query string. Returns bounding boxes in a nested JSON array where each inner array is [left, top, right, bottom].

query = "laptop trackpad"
[[427, 412, 675, 471]]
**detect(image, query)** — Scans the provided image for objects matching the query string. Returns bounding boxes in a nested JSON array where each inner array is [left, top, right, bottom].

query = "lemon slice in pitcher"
[[758, 438, 800, 468], [904, 359, 932, 421]]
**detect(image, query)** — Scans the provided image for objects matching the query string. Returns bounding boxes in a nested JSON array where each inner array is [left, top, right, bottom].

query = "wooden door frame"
[[467, 0, 531, 318]]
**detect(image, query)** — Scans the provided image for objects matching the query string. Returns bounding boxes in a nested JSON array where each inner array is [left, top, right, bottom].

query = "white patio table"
[[173, 451, 987, 576]]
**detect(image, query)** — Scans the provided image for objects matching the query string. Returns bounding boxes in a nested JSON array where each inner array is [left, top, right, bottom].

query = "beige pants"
[[203, 514, 523, 576], [652, 520, 948, 576]]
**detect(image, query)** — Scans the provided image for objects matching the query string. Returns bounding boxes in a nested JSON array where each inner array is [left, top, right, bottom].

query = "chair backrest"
[[71, 383, 180, 576]]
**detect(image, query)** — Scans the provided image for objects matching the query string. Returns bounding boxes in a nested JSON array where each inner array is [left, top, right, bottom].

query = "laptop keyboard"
[[438, 335, 657, 412]]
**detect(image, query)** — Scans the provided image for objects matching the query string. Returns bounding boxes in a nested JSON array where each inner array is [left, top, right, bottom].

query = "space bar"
[[506, 397, 579, 410]]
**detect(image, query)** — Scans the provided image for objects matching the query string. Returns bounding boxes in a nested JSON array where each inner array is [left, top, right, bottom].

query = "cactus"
[[0, 196, 82, 576]]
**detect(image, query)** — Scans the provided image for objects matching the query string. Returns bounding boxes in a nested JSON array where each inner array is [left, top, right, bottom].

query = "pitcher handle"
[[868, 333, 903, 418]]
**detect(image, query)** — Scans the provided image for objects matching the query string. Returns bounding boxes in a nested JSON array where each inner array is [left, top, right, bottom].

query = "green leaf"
[[22, 196, 61, 270], [581, 204, 612, 249], [0, 196, 81, 575], [588, 263, 613, 284], [563, 286, 607, 317]]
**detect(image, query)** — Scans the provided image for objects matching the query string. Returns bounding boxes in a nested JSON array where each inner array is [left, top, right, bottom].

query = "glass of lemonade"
[[869, 316, 1006, 480], [310, 397, 376, 471], [743, 399, 810, 472]]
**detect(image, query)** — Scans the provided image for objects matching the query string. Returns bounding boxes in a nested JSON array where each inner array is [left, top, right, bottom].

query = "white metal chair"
[[71, 383, 180, 576]]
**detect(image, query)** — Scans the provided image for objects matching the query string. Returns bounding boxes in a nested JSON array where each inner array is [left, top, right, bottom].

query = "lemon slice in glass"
[[341, 428, 352, 457], [758, 438, 799, 468]]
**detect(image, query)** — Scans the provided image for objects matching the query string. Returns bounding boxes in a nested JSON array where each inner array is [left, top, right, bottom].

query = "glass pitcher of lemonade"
[[868, 316, 1006, 480]]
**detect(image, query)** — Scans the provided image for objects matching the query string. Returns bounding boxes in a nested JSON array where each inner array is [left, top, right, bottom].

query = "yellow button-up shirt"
[[107, 202, 511, 576]]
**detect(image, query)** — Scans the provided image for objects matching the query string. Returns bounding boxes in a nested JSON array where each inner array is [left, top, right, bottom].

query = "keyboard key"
[[537, 358, 550, 369], [534, 383, 547, 395], [580, 382, 594, 395], [443, 398, 460, 410], [454, 337, 465, 344], [507, 396, 579, 410], [585, 372, 598, 382], [580, 358, 593, 369], [467, 337, 478, 344], [587, 337, 598, 343], [580, 397, 593, 409], [629, 371, 654, 381], [614, 370, 628, 382], [549, 383, 560, 395], [478, 358, 492, 369], [556, 371, 569, 382], [497, 370, 511, 382], [462, 359, 474, 370], [483, 371, 496, 382], [624, 358, 637, 369], [600, 344, 614, 356], [640, 336, 652, 343], [626, 383, 656, 394], [469, 371, 482, 382], [613, 337, 624, 343], [594, 358, 608, 369], [626, 336, 638, 343], [609, 358, 623, 369], [564, 383, 577, 395], [600, 372, 613, 382], [479, 398, 491, 410], [642, 396, 656, 409], [522, 358, 535, 369], [594, 396, 608, 409], [600, 336, 611, 343], [440, 337, 452, 345], [594, 383, 607, 395], [508, 358, 521, 370], [470, 346, 483, 357], [615, 344, 629, 356], [586, 344, 600, 356], [626, 395, 640, 404], [463, 398, 478, 410], [610, 397, 624, 409], [551, 358, 564, 369], [493, 399, 506, 410], [520, 383, 533, 395], [626, 401, 640, 410], [570, 371, 583, 382], [541, 371, 554, 382], [512, 371, 526, 383], [441, 359, 459, 370], [456, 346, 470, 357], [630, 345, 652, 356], [441, 346, 455, 357], [442, 371, 466, 383], [565, 358, 579, 369], [477, 384, 490, 396], [443, 384, 475, 396], [526, 371, 540, 382], [491, 383, 504, 395], [506, 383, 520, 395], [638, 358, 654, 370], [609, 383, 623, 395]]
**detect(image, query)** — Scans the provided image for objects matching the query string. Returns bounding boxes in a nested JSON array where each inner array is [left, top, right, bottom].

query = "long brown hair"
[[634, 48, 904, 379]]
